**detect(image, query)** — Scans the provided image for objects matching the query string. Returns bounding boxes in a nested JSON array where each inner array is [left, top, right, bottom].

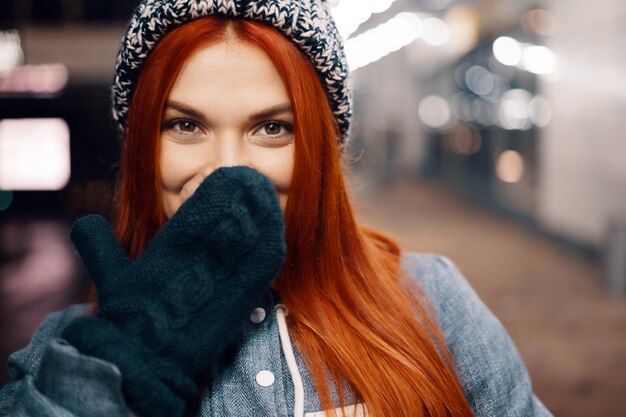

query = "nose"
[[202, 131, 249, 175]]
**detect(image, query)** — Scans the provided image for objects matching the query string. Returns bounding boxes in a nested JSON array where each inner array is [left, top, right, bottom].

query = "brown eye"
[[178, 121, 197, 132], [264, 122, 283, 135]]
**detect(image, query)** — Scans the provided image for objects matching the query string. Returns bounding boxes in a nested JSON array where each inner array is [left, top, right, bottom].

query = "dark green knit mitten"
[[61, 166, 286, 417]]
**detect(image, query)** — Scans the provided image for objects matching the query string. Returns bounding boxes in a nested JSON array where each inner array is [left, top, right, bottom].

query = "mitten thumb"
[[71, 215, 130, 293]]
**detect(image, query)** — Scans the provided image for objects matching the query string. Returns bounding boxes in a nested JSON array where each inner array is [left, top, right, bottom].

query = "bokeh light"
[[464, 65, 495, 97], [0, 64, 69, 95], [331, 0, 399, 39], [0, 190, 13, 210], [498, 89, 533, 130], [496, 150, 525, 183], [345, 12, 424, 70], [418, 95, 451, 128], [443, 5, 480, 56], [0, 118, 71, 190], [529, 95, 553, 127], [493, 36, 522, 66], [421, 17, 450, 46], [454, 63, 471, 89], [0, 30, 23, 74], [451, 123, 482, 155], [522, 45, 557, 75], [451, 92, 479, 122]]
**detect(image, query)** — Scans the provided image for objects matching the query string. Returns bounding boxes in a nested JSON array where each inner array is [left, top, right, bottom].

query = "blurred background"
[[0, 0, 625, 416]]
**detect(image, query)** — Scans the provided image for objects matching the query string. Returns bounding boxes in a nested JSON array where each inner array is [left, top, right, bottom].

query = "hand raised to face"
[[63, 166, 286, 417]]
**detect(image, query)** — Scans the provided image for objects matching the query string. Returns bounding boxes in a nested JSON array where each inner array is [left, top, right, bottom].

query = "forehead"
[[166, 39, 290, 114]]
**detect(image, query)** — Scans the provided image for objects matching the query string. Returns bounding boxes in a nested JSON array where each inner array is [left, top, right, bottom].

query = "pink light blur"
[[0, 118, 71, 190], [0, 64, 69, 96]]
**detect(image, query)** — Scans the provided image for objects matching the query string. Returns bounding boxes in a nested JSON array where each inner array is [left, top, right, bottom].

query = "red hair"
[[112, 17, 475, 417]]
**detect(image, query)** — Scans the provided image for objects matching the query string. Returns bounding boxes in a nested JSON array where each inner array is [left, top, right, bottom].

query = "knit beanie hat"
[[112, 0, 352, 145]]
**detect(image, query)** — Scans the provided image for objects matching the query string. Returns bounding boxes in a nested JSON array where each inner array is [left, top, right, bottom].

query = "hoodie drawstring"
[[275, 304, 305, 417]]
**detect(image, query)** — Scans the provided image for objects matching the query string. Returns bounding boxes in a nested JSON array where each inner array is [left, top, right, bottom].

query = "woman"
[[0, 1, 553, 416]]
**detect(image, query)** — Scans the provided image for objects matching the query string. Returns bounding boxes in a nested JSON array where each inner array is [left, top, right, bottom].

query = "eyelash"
[[162, 118, 202, 135], [162, 118, 294, 138], [255, 121, 293, 137]]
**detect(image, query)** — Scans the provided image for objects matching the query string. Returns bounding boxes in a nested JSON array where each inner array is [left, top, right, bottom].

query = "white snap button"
[[256, 370, 275, 387], [250, 307, 266, 324]]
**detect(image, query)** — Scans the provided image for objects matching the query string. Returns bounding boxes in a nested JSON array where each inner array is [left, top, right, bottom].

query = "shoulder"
[[399, 253, 520, 360], [1, 304, 128, 416], [399, 252, 466, 299], [7, 304, 91, 380], [399, 252, 511, 361], [399, 252, 553, 416], [399, 253, 488, 335], [399, 252, 504, 347]]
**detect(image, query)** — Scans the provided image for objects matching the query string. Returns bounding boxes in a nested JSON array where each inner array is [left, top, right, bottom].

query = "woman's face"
[[159, 39, 294, 218]]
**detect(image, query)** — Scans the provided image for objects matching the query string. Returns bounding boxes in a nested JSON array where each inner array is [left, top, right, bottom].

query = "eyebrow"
[[164, 100, 293, 123]]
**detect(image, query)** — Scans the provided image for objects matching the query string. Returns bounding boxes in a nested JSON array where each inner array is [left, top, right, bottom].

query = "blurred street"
[[352, 178, 626, 417]]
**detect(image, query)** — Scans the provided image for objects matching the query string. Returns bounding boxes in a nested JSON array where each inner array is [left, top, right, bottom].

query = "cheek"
[[159, 141, 210, 216], [252, 146, 293, 210], [160, 145, 193, 190]]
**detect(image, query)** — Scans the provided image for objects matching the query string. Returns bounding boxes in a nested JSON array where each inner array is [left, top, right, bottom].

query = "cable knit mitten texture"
[[61, 166, 286, 417]]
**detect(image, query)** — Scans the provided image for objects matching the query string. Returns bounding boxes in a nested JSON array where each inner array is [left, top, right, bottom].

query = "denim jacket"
[[0, 253, 553, 417]]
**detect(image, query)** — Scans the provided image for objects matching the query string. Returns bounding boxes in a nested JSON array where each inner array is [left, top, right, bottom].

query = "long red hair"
[[112, 17, 475, 417]]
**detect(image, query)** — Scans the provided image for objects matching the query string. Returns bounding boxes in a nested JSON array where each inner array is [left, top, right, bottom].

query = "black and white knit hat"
[[112, 0, 352, 144]]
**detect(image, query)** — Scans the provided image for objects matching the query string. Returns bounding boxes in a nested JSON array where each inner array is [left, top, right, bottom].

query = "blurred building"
[[348, 0, 626, 264]]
